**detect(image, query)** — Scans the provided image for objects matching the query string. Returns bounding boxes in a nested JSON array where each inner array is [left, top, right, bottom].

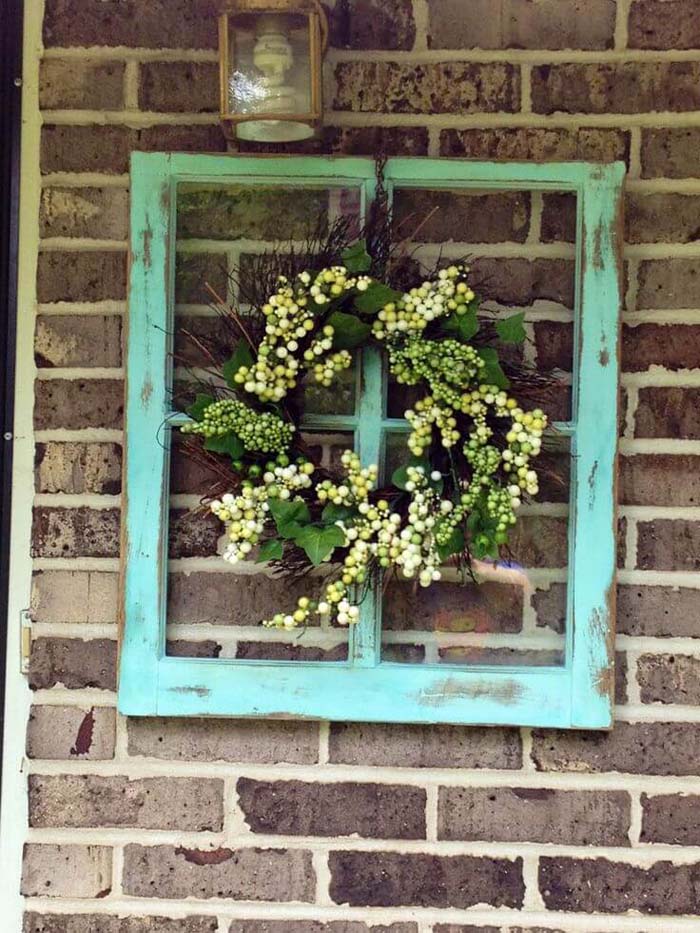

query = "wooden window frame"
[[119, 153, 624, 728]]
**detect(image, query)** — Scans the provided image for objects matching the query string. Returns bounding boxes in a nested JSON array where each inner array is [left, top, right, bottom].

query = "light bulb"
[[234, 14, 313, 143]]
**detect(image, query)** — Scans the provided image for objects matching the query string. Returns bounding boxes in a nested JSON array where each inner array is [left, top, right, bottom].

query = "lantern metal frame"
[[218, 0, 328, 141]]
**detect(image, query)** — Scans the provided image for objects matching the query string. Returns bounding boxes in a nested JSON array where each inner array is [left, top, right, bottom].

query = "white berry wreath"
[[177, 216, 552, 631]]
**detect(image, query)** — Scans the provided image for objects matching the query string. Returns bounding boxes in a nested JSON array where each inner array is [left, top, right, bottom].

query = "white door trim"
[[0, 0, 43, 926]]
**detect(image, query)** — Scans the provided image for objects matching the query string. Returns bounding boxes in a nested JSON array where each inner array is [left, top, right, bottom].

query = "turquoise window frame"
[[119, 153, 624, 728]]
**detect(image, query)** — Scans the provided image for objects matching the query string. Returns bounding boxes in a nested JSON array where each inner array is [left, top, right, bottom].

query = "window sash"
[[119, 153, 623, 728]]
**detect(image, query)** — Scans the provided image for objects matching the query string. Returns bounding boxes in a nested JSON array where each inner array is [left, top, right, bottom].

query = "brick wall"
[[18, 0, 700, 930]]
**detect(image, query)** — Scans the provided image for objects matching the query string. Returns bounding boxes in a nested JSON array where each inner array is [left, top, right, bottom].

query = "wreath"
[[176, 205, 553, 632]]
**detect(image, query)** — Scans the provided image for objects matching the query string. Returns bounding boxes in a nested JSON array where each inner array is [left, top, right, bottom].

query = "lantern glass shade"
[[220, 3, 324, 144]]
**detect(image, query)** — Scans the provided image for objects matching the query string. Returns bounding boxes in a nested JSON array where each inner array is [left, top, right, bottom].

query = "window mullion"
[[349, 346, 386, 668]]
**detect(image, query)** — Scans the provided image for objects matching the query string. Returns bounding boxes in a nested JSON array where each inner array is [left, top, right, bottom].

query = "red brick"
[[620, 454, 700, 506], [384, 579, 523, 633], [167, 639, 222, 659], [122, 845, 314, 902], [472, 258, 574, 308], [176, 187, 329, 243], [32, 570, 118, 624], [617, 584, 700, 638], [175, 252, 228, 304], [641, 128, 700, 179], [637, 258, 700, 309], [41, 125, 134, 175], [29, 775, 224, 830], [21, 844, 112, 899], [35, 442, 122, 495], [139, 62, 218, 113], [635, 387, 700, 439], [167, 571, 333, 626], [34, 378, 123, 430], [509, 516, 568, 568], [330, 723, 522, 769], [39, 59, 124, 110], [32, 507, 120, 558], [637, 519, 700, 571], [626, 193, 700, 243], [323, 126, 429, 156], [28, 637, 117, 691], [441, 127, 630, 163], [26, 705, 116, 760], [541, 192, 577, 243], [532, 62, 700, 114], [37, 251, 126, 303], [540, 856, 700, 914], [169, 509, 221, 558], [629, 0, 700, 49], [438, 787, 630, 845], [24, 916, 218, 933], [641, 793, 700, 845], [533, 321, 573, 371], [428, 0, 615, 49], [43, 0, 219, 49], [35, 315, 122, 368], [637, 654, 700, 705], [40, 187, 129, 240], [623, 323, 700, 371], [237, 778, 426, 839], [532, 722, 700, 775], [393, 190, 530, 244], [329, 851, 524, 908], [127, 717, 319, 763], [330, 0, 415, 50], [229, 925, 416, 933], [334, 62, 520, 114], [41, 124, 226, 175]]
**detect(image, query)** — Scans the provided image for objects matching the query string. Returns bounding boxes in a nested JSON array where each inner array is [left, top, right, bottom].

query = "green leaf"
[[478, 347, 510, 389], [495, 311, 527, 345], [391, 457, 430, 491], [437, 526, 465, 562], [326, 310, 372, 350], [222, 342, 254, 386], [322, 503, 356, 525], [186, 393, 215, 422], [354, 282, 403, 316], [256, 538, 284, 563], [294, 524, 346, 566], [269, 498, 311, 538], [443, 307, 479, 342], [341, 239, 372, 274], [203, 432, 245, 460]]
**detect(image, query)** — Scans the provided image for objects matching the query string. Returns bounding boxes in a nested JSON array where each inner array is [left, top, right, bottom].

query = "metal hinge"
[[20, 609, 32, 674]]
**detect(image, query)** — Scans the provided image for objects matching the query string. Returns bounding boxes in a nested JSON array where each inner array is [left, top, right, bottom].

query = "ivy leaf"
[[341, 239, 372, 274], [222, 342, 254, 386], [186, 393, 215, 422], [443, 307, 480, 343], [437, 526, 465, 562], [391, 457, 430, 491], [294, 524, 346, 566], [322, 503, 356, 524], [495, 312, 527, 345], [203, 432, 244, 460], [256, 538, 284, 563], [269, 498, 311, 538], [354, 282, 403, 316], [478, 347, 510, 389], [327, 311, 372, 350]]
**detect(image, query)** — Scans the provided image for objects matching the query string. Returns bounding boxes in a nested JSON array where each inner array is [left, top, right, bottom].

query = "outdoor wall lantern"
[[218, 0, 328, 144]]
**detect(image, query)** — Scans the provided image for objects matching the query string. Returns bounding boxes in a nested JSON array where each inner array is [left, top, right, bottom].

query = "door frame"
[[1, 1, 34, 927]]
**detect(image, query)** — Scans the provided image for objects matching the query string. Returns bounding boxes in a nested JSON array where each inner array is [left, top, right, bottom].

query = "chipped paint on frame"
[[118, 154, 624, 728]]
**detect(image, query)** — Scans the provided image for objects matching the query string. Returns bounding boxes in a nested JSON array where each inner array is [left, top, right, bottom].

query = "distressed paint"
[[119, 154, 623, 728]]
